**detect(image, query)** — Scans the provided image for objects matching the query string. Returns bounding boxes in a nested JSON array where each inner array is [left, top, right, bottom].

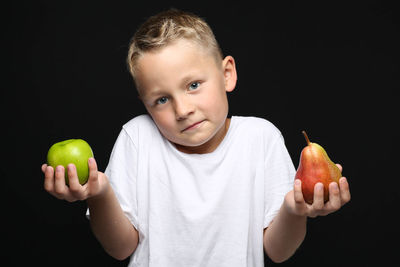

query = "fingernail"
[[295, 179, 301, 186], [56, 166, 63, 172], [332, 182, 339, 191]]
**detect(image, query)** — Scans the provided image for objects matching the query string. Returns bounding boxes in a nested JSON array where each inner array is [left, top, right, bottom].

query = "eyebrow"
[[143, 73, 199, 99], [179, 73, 197, 88], [141, 89, 163, 103]]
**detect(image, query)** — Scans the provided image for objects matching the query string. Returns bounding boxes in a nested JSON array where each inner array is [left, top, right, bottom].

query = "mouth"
[[182, 120, 205, 132]]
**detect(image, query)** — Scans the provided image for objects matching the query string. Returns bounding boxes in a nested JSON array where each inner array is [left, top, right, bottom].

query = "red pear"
[[295, 131, 342, 204]]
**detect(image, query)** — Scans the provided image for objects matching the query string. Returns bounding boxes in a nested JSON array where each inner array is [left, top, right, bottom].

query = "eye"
[[156, 96, 168, 105], [188, 82, 200, 91]]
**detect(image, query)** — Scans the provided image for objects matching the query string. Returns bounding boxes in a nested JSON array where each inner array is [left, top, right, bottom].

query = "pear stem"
[[302, 130, 311, 145]]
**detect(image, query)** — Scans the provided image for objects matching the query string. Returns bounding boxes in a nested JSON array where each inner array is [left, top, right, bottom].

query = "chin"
[[172, 133, 215, 152], [177, 136, 211, 147]]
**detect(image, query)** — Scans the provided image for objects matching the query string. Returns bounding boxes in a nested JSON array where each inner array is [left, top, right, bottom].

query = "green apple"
[[47, 139, 94, 185]]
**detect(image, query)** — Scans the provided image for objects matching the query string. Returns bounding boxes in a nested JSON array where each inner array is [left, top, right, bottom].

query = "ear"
[[222, 56, 237, 92]]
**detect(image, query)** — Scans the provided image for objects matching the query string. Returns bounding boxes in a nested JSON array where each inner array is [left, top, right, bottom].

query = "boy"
[[42, 9, 350, 267]]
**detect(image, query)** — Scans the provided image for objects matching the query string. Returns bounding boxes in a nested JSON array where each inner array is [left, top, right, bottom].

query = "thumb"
[[87, 157, 98, 184]]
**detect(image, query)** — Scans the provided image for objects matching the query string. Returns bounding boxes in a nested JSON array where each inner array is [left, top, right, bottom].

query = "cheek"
[[202, 86, 228, 114], [149, 110, 175, 133], [197, 76, 226, 108]]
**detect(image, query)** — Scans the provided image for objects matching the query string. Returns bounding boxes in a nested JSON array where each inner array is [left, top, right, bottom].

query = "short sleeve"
[[86, 128, 139, 230], [263, 134, 295, 228]]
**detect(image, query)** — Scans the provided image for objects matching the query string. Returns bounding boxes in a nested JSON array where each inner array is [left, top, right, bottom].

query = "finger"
[[294, 179, 304, 204], [88, 158, 99, 184], [312, 183, 325, 211], [336, 164, 343, 172], [339, 177, 351, 204], [328, 182, 341, 211], [87, 158, 100, 195], [44, 165, 55, 193], [54, 165, 68, 198], [67, 164, 83, 199], [41, 164, 48, 173]]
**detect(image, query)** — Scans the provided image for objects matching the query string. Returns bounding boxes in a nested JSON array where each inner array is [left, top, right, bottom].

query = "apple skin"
[[47, 139, 94, 185]]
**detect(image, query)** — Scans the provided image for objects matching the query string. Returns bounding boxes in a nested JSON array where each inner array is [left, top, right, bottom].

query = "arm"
[[263, 164, 351, 263], [42, 158, 139, 260], [263, 202, 307, 263], [87, 180, 139, 260]]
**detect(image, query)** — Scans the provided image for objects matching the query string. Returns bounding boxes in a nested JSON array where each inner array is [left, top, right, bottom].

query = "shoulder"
[[231, 116, 282, 140], [122, 114, 157, 134], [118, 114, 160, 145]]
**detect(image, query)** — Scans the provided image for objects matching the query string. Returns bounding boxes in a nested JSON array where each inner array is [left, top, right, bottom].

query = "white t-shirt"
[[88, 114, 295, 267]]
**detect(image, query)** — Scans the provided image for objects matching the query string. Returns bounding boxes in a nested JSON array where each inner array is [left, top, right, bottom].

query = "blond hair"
[[126, 9, 223, 79]]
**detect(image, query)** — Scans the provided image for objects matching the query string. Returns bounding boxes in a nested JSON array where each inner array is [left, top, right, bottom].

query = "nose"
[[174, 95, 194, 120]]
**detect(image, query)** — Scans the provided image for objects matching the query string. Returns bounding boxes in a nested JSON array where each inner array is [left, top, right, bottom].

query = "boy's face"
[[135, 39, 237, 154]]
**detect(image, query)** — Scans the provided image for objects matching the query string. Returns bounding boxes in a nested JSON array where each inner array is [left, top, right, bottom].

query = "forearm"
[[87, 183, 139, 260], [263, 204, 307, 263]]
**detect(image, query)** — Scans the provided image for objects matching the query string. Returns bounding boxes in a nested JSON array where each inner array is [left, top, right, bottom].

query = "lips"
[[182, 120, 205, 132]]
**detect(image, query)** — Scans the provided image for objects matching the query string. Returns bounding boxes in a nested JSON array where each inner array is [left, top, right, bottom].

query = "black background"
[[3, 1, 398, 266]]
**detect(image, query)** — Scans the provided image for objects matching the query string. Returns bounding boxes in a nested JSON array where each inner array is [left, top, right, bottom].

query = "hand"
[[42, 158, 109, 202], [284, 164, 351, 218]]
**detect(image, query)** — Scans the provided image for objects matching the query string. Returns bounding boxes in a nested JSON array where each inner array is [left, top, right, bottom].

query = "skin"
[[135, 39, 236, 154], [41, 39, 351, 262]]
